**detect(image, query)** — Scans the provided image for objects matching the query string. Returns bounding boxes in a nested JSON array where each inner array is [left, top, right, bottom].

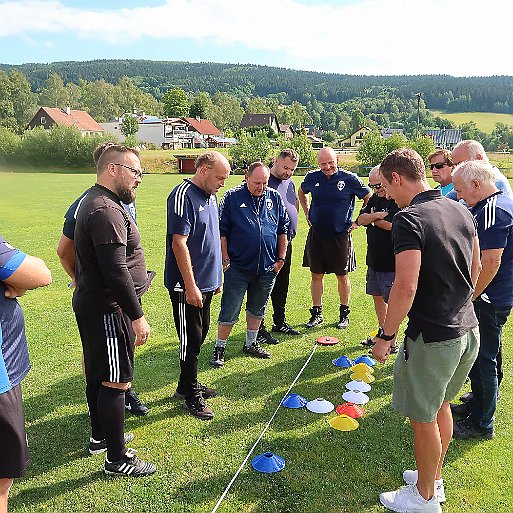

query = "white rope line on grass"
[[210, 342, 319, 513]]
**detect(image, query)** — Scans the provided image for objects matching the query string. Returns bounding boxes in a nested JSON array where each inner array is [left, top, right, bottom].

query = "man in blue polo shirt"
[[1, 236, 51, 513], [210, 161, 289, 367], [452, 160, 513, 439], [165, 151, 231, 420], [299, 147, 371, 329]]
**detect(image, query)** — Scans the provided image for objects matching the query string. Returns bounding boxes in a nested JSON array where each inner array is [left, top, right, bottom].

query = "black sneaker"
[[210, 346, 225, 368], [183, 395, 214, 420], [257, 325, 279, 345], [89, 433, 135, 455], [305, 307, 323, 328], [272, 322, 300, 335], [174, 383, 217, 400], [450, 402, 470, 415], [336, 315, 350, 329], [460, 391, 473, 403], [243, 342, 271, 359], [453, 418, 493, 440], [125, 389, 149, 416], [105, 448, 156, 477]]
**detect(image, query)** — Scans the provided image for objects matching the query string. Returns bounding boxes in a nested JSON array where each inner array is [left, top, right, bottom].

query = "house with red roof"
[[28, 107, 104, 136]]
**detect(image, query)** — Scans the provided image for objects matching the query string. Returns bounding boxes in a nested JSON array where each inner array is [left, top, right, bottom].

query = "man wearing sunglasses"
[[429, 150, 455, 197], [357, 165, 400, 351], [57, 142, 150, 418]]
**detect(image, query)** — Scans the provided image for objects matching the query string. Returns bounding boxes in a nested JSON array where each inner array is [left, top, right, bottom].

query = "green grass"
[[1, 172, 512, 513], [430, 110, 513, 133]]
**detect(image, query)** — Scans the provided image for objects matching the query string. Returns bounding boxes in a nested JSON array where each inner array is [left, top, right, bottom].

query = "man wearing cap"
[[299, 147, 371, 329], [371, 148, 480, 512], [451, 160, 513, 439]]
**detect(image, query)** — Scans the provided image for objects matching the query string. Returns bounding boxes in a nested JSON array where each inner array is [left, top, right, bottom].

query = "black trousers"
[[170, 290, 213, 399], [269, 243, 293, 326]]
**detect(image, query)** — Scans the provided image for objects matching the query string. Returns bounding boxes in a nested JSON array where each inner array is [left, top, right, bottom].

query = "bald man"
[[299, 147, 371, 329]]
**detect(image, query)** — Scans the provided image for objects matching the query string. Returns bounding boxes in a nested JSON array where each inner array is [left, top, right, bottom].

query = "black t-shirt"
[[392, 190, 478, 343], [360, 195, 399, 272], [72, 184, 151, 320]]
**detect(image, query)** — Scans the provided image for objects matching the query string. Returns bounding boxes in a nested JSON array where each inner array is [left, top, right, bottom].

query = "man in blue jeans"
[[452, 160, 513, 439], [210, 162, 289, 367]]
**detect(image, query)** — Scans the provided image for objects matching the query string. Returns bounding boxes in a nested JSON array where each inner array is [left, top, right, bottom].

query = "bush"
[[0, 127, 21, 163]]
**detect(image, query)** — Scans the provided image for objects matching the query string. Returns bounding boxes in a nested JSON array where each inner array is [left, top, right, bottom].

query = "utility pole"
[[415, 92, 422, 139]]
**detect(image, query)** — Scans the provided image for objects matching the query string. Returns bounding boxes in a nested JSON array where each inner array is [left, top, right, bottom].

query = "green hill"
[[431, 110, 513, 133]]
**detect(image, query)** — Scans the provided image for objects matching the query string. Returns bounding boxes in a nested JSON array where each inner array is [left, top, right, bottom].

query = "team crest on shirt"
[[337, 180, 345, 191], [266, 199, 273, 210]]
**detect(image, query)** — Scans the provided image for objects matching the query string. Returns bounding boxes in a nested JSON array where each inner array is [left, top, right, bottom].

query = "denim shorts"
[[218, 266, 277, 325], [392, 328, 479, 422], [365, 268, 395, 303]]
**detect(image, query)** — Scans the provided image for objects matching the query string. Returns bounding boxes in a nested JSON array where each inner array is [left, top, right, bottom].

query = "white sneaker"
[[403, 469, 446, 503], [379, 484, 442, 512]]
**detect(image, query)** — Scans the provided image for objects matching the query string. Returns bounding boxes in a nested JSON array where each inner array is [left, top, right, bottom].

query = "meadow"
[[430, 110, 513, 134], [1, 171, 512, 513]]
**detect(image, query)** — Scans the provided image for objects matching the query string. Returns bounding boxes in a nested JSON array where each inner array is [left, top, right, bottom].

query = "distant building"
[[240, 113, 280, 134], [381, 127, 404, 139], [28, 107, 104, 136], [423, 129, 462, 150], [279, 124, 294, 139], [340, 126, 372, 148]]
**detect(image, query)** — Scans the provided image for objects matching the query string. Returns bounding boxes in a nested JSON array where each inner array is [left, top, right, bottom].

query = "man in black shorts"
[[73, 144, 156, 476], [57, 142, 149, 416], [299, 147, 371, 328], [1, 236, 52, 513]]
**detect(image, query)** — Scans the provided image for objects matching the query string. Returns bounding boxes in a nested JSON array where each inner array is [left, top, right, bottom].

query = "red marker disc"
[[316, 336, 339, 345]]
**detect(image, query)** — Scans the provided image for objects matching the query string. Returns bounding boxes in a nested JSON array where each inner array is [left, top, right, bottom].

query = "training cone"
[[282, 393, 308, 409], [350, 370, 375, 383], [369, 328, 379, 338], [351, 362, 374, 374], [332, 355, 354, 368], [252, 452, 285, 473], [329, 414, 359, 431], [354, 355, 377, 367], [345, 379, 371, 393], [317, 336, 339, 346], [342, 389, 369, 405], [336, 402, 365, 418], [306, 397, 335, 414]]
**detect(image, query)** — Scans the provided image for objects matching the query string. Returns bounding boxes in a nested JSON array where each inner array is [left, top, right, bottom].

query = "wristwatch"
[[377, 327, 396, 341], [277, 257, 286, 262]]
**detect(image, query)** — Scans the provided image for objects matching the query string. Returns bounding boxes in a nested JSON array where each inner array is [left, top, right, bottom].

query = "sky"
[[0, 0, 511, 77]]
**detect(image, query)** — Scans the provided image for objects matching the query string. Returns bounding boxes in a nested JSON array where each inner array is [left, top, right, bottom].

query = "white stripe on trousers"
[[104, 313, 120, 382], [178, 292, 188, 361]]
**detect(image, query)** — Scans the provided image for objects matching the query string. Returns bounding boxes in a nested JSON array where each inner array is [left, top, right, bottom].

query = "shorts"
[[366, 268, 395, 303], [0, 384, 29, 478], [75, 310, 135, 385], [218, 266, 276, 325], [392, 328, 479, 422], [302, 228, 354, 275]]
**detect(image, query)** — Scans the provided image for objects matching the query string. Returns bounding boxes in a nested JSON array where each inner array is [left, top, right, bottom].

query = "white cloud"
[[0, 0, 511, 75]]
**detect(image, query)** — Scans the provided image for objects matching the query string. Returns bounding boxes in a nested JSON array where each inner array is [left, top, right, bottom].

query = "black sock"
[[97, 385, 127, 462], [340, 304, 350, 316], [85, 381, 104, 441]]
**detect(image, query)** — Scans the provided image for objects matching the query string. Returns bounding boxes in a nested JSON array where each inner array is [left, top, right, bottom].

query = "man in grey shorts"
[[371, 149, 481, 513]]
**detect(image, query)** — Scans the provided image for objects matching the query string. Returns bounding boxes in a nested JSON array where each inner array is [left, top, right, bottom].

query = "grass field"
[[1, 172, 513, 513], [430, 110, 513, 133]]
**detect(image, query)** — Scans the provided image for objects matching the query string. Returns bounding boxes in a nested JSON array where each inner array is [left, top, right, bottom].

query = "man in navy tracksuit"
[[210, 162, 290, 367]]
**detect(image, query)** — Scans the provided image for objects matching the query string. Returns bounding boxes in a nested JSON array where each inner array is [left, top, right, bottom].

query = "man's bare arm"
[[57, 234, 76, 283]]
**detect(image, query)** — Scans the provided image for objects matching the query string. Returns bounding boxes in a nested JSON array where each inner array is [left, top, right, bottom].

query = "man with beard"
[[57, 142, 149, 417], [73, 144, 156, 476]]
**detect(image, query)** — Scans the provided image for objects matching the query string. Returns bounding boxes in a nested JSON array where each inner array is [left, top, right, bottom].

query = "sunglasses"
[[369, 183, 382, 189], [114, 163, 144, 180], [430, 162, 449, 170]]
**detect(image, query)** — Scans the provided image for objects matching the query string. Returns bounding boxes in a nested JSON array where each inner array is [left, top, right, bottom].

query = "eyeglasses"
[[430, 162, 449, 170], [114, 163, 144, 180], [369, 183, 382, 189]]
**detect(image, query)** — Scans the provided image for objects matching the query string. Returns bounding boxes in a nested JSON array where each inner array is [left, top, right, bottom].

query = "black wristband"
[[277, 257, 286, 262], [377, 327, 396, 341]]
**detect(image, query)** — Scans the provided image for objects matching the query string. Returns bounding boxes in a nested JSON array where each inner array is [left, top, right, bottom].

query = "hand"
[[214, 285, 222, 295], [348, 221, 359, 233], [4, 283, 27, 298], [374, 211, 388, 220], [273, 260, 285, 273], [132, 316, 150, 346], [186, 284, 204, 308], [222, 258, 230, 272], [371, 337, 394, 364]]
